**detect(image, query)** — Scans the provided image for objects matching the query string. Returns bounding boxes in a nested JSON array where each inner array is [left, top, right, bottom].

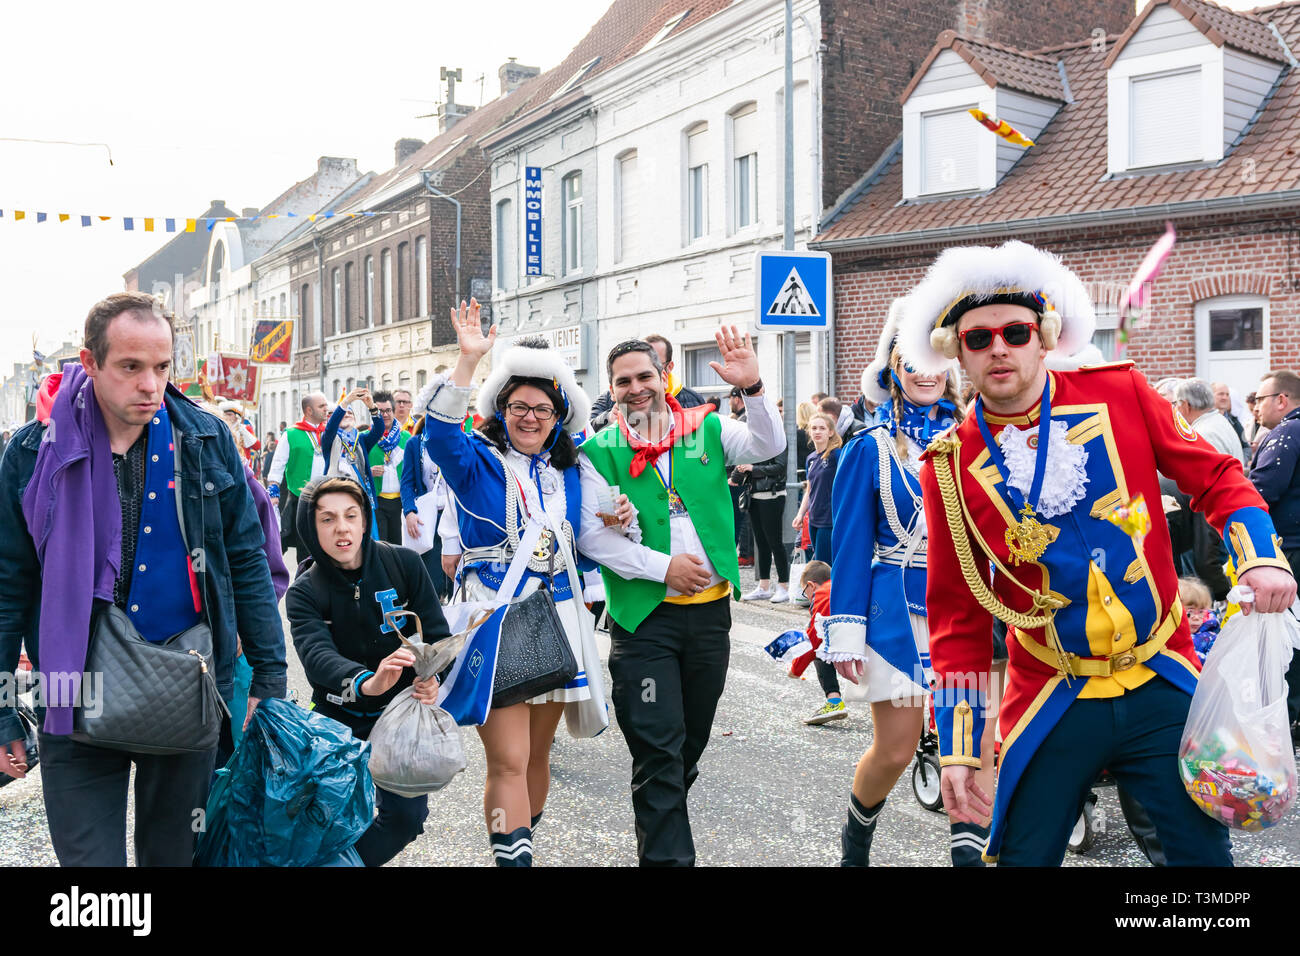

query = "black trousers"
[[747, 495, 789, 582], [1280, 550, 1300, 725], [609, 597, 730, 866], [813, 657, 841, 697], [375, 495, 403, 545], [39, 732, 216, 866]]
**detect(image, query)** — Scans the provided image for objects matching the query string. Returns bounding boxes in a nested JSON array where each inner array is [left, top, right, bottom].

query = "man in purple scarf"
[[0, 292, 287, 866]]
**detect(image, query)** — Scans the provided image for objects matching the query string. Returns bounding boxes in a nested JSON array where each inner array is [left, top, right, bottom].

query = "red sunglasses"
[[958, 321, 1037, 352]]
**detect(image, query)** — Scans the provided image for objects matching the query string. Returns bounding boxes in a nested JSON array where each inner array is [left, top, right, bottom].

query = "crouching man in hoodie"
[[286, 476, 452, 866]]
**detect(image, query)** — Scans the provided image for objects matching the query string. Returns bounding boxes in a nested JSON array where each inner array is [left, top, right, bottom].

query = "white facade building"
[[487, 0, 825, 405]]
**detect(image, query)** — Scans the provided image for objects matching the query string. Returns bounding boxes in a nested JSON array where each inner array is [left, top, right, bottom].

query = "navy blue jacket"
[[0, 391, 288, 745], [400, 429, 430, 515], [1250, 407, 1300, 547]]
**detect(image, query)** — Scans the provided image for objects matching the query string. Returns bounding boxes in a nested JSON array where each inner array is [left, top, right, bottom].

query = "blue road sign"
[[754, 250, 832, 331]]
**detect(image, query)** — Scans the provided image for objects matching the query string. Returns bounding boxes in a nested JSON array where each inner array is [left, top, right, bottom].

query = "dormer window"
[[1104, 0, 1287, 175], [899, 38, 1063, 202], [643, 10, 689, 52]]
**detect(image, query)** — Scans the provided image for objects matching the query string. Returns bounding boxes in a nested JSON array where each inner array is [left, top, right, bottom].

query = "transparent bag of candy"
[[1178, 592, 1300, 831]]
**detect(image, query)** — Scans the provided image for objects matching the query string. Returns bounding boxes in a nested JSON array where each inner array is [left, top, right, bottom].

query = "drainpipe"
[[795, 8, 829, 394], [312, 231, 327, 393], [422, 170, 462, 309]]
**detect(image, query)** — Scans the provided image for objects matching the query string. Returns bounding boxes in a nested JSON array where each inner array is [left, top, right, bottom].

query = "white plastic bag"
[[367, 612, 468, 797], [1178, 587, 1299, 830]]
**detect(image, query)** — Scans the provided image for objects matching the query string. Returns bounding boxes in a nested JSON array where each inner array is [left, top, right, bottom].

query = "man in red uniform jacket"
[[897, 240, 1295, 865]]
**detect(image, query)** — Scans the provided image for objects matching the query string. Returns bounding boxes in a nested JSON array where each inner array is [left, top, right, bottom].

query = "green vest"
[[367, 427, 410, 497], [581, 413, 738, 632], [283, 426, 323, 496]]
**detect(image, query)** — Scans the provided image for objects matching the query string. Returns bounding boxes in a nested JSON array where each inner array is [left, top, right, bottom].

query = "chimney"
[[242, 207, 259, 218], [956, 0, 990, 39], [395, 138, 425, 165], [499, 58, 540, 95], [437, 65, 474, 134]]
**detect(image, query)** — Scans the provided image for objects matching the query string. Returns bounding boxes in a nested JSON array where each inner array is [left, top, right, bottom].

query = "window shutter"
[[921, 107, 980, 193], [732, 105, 758, 159], [619, 153, 639, 262], [1130, 69, 1201, 168]]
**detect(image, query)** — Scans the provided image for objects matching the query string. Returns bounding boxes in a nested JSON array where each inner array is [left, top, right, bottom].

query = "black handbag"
[[490, 587, 579, 709], [71, 603, 229, 755], [70, 426, 228, 755]]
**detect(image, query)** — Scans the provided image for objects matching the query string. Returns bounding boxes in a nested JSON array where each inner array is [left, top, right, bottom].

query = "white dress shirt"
[[578, 392, 785, 595]]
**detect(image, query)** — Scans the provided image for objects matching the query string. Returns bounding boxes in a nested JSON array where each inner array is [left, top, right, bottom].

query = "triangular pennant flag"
[[308, 214, 317, 221], [206, 219, 216, 231], [99, 216, 111, 221]]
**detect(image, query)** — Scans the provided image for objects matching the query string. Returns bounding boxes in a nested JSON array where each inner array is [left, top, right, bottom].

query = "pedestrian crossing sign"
[[754, 250, 832, 331]]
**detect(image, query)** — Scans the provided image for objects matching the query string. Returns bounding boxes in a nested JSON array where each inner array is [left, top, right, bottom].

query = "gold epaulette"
[[1076, 360, 1135, 372], [922, 423, 962, 461]]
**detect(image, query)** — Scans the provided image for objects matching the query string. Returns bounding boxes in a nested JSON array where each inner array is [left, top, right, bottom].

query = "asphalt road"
[[2, 566, 1297, 867]]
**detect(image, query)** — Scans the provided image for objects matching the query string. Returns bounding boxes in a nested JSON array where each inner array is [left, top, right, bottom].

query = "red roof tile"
[[899, 30, 1065, 103], [1104, 0, 1288, 68]]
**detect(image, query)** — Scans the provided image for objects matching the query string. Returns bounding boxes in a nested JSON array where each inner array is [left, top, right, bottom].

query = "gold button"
[[1114, 652, 1137, 671], [1103, 596, 1113, 606]]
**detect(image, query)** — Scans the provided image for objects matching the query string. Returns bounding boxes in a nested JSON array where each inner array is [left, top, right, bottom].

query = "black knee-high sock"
[[841, 794, 885, 867], [531, 810, 543, 830], [949, 821, 990, 867], [490, 825, 533, 867]]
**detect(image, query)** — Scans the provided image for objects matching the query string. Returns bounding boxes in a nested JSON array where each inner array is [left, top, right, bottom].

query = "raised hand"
[[451, 297, 496, 363], [708, 324, 761, 390]]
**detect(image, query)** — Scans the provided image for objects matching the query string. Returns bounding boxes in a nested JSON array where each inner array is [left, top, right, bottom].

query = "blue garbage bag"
[[195, 697, 375, 866]]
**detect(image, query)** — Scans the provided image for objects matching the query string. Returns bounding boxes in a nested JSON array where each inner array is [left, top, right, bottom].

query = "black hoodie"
[[286, 476, 451, 736]]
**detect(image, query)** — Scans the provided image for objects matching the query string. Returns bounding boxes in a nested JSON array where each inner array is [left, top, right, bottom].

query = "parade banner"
[[250, 319, 293, 364], [172, 329, 198, 386], [213, 354, 260, 406]]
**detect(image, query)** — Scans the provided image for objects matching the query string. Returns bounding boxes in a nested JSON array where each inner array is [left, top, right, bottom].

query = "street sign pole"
[[782, 0, 799, 549]]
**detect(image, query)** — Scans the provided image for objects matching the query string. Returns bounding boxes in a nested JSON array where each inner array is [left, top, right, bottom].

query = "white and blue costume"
[[416, 373, 600, 707]]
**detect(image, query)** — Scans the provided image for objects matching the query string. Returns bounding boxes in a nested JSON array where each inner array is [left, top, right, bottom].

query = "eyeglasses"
[[1255, 393, 1283, 402], [395, 399, 412, 406], [958, 322, 1037, 352], [505, 401, 558, 422]]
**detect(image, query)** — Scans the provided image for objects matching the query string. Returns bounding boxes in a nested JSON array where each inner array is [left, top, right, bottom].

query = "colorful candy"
[[1179, 728, 1296, 831], [967, 108, 1035, 147], [1103, 494, 1151, 549]]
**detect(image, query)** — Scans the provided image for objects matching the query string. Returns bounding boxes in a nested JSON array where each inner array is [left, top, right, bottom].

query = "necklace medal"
[[975, 379, 1060, 568]]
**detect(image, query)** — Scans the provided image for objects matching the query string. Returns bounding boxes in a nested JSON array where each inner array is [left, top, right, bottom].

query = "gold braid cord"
[[929, 437, 1075, 681]]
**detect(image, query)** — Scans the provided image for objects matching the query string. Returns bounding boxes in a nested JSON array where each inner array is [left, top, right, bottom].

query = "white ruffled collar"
[[998, 419, 1089, 518]]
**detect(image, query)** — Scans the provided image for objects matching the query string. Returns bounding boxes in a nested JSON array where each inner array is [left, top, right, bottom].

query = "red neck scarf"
[[293, 418, 326, 437], [617, 394, 712, 478]]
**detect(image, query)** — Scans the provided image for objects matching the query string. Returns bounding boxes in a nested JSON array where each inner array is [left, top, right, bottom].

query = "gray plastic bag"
[[367, 611, 468, 797]]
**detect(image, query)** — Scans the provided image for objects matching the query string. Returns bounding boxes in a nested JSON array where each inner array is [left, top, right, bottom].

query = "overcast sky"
[[0, 0, 612, 372], [0, 0, 1265, 374]]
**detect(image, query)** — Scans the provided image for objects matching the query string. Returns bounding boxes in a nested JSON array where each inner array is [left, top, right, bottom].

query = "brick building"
[[812, 0, 1300, 400]]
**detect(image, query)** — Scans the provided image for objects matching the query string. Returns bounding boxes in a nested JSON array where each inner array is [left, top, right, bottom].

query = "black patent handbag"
[[0, 700, 39, 789], [490, 586, 579, 709]]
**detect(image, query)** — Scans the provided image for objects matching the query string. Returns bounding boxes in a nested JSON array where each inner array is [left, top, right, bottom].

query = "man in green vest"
[[268, 391, 329, 558], [578, 327, 784, 866]]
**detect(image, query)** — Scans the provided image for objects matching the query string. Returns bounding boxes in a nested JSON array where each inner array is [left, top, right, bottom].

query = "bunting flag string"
[[0, 208, 382, 231]]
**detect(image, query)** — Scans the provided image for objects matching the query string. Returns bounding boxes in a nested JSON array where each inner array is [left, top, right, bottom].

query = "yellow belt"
[[664, 580, 731, 605], [1015, 596, 1183, 678]]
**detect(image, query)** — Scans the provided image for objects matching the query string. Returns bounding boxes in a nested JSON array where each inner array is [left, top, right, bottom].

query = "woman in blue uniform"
[[818, 299, 990, 866], [415, 299, 623, 867]]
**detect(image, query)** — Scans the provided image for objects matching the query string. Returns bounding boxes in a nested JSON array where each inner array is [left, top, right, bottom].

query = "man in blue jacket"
[[1250, 369, 1300, 730], [0, 291, 287, 866]]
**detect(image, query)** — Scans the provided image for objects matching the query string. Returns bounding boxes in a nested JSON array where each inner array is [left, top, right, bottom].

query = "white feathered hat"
[[898, 240, 1096, 376], [474, 337, 592, 433], [861, 296, 959, 404]]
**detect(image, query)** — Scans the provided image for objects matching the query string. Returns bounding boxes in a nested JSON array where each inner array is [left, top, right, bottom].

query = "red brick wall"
[[830, 213, 1300, 399], [818, 0, 1134, 209]]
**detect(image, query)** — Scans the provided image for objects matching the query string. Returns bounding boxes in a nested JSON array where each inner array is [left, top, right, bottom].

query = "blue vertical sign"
[[524, 166, 542, 277]]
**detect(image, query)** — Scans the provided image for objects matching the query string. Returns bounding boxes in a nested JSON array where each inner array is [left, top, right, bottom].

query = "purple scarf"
[[22, 364, 124, 734]]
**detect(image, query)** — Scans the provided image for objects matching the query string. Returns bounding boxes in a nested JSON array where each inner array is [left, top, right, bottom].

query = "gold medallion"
[[532, 529, 554, 563], [1005, 504, 1058, 566]]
